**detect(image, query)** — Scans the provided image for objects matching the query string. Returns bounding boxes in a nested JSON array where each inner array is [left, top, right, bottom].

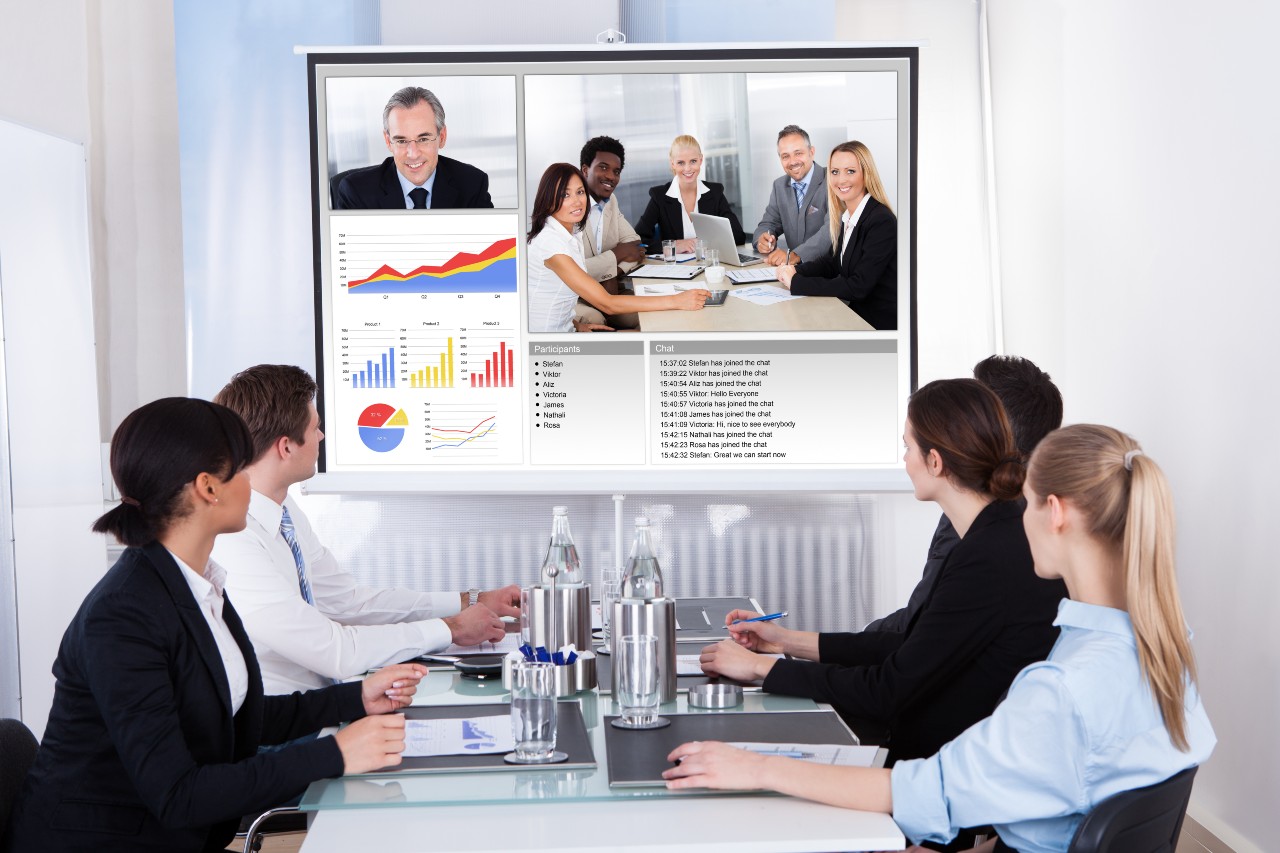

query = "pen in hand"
[[726, 611, 787, 627]]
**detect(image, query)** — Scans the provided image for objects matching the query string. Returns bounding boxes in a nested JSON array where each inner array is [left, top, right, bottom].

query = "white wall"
[[0, 120, 108, 738], [985, 0, 1277, 848], [0, 0, 186, 437]]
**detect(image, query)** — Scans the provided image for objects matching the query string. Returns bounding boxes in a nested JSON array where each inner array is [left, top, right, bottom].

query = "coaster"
[[504, 750, 570, 765], [610, 715, 671, 730]]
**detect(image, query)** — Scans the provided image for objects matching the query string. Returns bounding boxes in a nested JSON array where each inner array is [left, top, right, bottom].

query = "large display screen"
[[307, 45, 917, 491]]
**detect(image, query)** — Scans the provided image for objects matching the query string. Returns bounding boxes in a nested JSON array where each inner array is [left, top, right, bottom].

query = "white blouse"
[[840, 193, 872, 257], [527, 218, 587, 333], [665, 177, 711, 240], [172, 551, 249, 714]]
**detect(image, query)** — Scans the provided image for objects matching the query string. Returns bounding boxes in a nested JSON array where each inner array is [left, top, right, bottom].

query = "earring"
[[214, 498, 220, 506]]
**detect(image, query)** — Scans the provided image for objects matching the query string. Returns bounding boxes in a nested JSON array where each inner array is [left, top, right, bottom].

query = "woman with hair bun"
[[699, 378, 1066, 763], [5, 398, 424, 852], [668, 424, 1215, 853]]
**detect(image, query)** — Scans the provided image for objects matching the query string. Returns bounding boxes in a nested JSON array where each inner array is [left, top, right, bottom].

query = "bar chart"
[[339, 330, 401, 389], [405, 335, 456, 388], [471, 341, 514, 388]]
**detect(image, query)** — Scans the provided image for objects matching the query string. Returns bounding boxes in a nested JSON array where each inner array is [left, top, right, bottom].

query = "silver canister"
[[610, 597, 677, 702], [521, 584, 593, 652]]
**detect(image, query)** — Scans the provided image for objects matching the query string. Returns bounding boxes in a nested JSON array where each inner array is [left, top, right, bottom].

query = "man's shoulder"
[[338, 158, 393, 189], [437, 154, 487, 181]]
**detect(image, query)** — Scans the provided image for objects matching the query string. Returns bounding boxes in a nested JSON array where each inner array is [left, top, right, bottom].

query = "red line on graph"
[[430, 415, 496, 435]]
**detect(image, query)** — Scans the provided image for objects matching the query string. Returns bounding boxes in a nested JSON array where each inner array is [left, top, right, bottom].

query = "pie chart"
[[357, 403, 407, 452]]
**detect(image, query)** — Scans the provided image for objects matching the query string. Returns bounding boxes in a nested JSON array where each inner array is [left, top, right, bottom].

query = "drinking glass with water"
[[509, 661, 558, 762]]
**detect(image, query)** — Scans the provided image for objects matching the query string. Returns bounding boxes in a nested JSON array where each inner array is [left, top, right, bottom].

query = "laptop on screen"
[[689, 212, 764, 267]]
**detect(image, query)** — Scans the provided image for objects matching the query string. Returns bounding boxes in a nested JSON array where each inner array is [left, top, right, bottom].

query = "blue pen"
[[726, 611, 788, 627], [519, 643, 535, 661], [765, 750, 814, 759]]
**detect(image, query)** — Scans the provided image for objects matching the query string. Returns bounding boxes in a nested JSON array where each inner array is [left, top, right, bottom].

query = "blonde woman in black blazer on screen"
[[776, 141, 897, 330], [635, 135, 747, 252]]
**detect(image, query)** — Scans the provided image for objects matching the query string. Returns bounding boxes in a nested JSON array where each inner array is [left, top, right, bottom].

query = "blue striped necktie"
[[279, 506, 314, 605], [792, 180, 807, 211]]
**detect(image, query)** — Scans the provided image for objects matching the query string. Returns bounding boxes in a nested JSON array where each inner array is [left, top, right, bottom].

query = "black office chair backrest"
[[0, 717, 39, 837], [1068, 765, 1198, 853]]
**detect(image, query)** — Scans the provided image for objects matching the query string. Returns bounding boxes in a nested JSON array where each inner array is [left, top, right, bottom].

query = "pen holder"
[[502, 651, 597, 696], [611, 597, 677, 703], [521, 584, 592, 652]]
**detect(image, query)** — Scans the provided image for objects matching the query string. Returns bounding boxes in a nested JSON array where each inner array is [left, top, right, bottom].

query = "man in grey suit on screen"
[[752, 125, 832, 266]]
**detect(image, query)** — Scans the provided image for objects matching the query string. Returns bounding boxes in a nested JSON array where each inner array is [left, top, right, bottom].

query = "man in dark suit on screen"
[[332, 86, 493, 210]]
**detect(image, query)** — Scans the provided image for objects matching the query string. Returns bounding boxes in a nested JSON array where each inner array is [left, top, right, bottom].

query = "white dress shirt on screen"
[[211, 490, 459, 694], [665, 176, 711, 239], [840, 193, 871, 257]]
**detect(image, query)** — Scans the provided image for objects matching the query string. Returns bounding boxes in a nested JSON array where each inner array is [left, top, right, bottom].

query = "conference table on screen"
[[626, 261, 874, 333], [297, 667, 905, 853]]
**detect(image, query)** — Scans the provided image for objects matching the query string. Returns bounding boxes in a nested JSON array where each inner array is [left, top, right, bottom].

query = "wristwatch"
[[468, 588, 481, 607]]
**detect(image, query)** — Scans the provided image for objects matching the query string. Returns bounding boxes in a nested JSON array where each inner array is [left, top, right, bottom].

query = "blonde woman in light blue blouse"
[[665, 424, 1215, 853]]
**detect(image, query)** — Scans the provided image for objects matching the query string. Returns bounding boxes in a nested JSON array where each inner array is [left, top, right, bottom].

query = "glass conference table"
[[297, 667, 905, 852]]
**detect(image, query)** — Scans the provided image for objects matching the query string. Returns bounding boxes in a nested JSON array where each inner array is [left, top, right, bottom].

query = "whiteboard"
[[0, 119, 107, 737]]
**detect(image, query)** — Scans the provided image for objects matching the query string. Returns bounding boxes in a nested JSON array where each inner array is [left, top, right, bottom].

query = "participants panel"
[[529, 341, 646, 466]]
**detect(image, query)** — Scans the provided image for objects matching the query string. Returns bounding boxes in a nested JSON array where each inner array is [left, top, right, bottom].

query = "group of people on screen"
[[3, 355, 1215, 853], [527, 129, 898, 334], [328, 86, 899, 334]]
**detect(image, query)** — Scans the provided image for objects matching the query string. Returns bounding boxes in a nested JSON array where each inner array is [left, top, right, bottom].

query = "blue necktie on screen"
[[280, 506, 314, 605], [792, 180, 807, 211], [409, 187, 428, 209]]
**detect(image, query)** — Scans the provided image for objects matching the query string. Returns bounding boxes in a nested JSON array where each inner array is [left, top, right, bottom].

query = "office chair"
[[0, 718, 39, 838], [236, 805, 309, 852], [1067, 765, 1198, 853]]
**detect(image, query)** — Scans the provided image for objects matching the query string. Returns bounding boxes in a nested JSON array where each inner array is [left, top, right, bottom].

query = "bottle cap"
[[553, 506, 568, 515]]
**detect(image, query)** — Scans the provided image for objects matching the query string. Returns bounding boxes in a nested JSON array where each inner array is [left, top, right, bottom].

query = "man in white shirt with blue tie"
[[211, 364, 519, 694], [752, 125, 832, 266]]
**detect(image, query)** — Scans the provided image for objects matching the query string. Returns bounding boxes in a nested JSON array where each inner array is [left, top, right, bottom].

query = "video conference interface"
[[308, 47, 917, 488]]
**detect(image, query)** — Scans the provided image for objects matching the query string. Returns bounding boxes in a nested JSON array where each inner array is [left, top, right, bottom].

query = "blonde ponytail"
[[1028, 425, 1197, 751], [1123, 453, 1196, 750]]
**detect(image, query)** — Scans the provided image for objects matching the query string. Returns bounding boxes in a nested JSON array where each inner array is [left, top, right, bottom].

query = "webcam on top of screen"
[[596, 28, 626, 44]]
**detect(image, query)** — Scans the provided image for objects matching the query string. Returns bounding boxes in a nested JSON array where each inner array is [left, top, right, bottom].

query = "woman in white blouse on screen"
[[526, 162, 708, 333]]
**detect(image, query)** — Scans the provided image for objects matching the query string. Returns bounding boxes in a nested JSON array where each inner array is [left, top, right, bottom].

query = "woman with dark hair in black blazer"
[[776, 140, 898, 330], [635, 134, 747, 252], [4, 398, 423, 852], [698, 379, 1066, 765]]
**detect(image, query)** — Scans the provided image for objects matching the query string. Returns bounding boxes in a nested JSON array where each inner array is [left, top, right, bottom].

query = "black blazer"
[[634, 181, 747, 247], [332, 155, 494, 209], [789, 195, 897, 330], [763, 500, 1066, 763], [5, 543, 365, 852]]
